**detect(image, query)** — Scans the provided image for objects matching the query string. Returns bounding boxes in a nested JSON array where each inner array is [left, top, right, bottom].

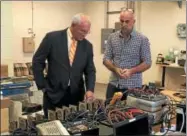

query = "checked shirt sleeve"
[[140, 36, 152, 65], [103, 35, 113, 61]]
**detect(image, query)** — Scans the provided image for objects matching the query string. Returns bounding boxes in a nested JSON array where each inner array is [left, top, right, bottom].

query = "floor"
[[94, 83, 107, 99]]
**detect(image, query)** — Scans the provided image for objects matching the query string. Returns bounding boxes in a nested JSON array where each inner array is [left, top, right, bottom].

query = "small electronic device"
[[48, 110, 56, 121], [18, 116, 27, 130], [67, 124, 88, 133], [87, 102, 93, 112], [27, 114, 36, 128], [36, 120, 70, 135], [9, 121, 18, 132], [79, 102, 87, 111], [56, 108, 64, 121], [62, 106, 71, 120], [35, 113, 44, 122], [93, 99, 100, 111], [100, 114, 150, 136], [126, 94, 168, 112], [67, 124, 99, 136], [69, 105, 77, 112]]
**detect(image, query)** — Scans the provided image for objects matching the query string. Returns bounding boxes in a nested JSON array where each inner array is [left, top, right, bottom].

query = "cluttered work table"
[[161, 89, 185, 102], [157, 64, 185, 87], [0, 89, 186, 136], [152, 89, 186, 132]]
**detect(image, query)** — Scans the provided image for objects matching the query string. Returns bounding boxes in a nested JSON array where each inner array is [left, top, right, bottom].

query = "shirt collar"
[[67, 27, 73, 39], [119, 29, 136, 39]]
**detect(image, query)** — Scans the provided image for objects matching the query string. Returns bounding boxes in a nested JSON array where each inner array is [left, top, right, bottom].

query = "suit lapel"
[[59, 30, 70, 68]]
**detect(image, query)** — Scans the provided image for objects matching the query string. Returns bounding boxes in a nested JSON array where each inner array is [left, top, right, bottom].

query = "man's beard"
[[122, 28, 131, 36]]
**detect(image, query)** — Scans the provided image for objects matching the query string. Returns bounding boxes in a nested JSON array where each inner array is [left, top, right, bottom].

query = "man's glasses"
[[78, 29, 90, 35], [121, 7, 134, 13]]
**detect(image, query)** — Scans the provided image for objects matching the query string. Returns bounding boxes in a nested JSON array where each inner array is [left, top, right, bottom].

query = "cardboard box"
[[0, 108, 9, 133], [0, 98, 11, 133], [1, 98, 11, 109], [0, 65, 8, 77]]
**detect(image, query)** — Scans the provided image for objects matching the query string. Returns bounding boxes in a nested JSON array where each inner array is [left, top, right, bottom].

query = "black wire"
[[12, 127, 38, 136]]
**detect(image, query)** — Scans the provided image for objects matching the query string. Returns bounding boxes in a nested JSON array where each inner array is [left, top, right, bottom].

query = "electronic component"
[[27, 114, 36, 128], [36, 120, 70, 135], [18, 116, 27, 130], [35, 113, 44, 122], [144, 109, 165, 124], [64, 119, 99, 135], [100, 113, 150, 136], [69, 105, 77, 113], [67, 124, 88, 133], [98, 99, 105, 107], [48, 110, 56, 121], [56, 108, 64, 121], [79, 102, 87, 111], [9, 121, 18, 132], [87, 102, 93, 112], [126, 93, 168, 124], [63, 106, 71, 120], [126, 95, 168, 112], [93, 99, 100, 111]]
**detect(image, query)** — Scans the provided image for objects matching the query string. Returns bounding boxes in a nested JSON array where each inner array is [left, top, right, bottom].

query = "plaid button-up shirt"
[[103, 30, 152, 89]]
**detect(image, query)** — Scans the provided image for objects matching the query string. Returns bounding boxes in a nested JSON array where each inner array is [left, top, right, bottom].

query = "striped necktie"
[[69, 39, 77, 66]]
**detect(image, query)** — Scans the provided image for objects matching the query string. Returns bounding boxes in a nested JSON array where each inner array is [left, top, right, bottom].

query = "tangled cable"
[[104, 105, 144, 125]]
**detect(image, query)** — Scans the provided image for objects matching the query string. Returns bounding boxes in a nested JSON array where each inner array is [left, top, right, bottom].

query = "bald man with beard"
[[103, 9, 152, 100]]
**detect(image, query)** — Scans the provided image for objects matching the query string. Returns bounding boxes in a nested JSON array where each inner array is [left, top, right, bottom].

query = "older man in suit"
[[32, 13, 96, 118]]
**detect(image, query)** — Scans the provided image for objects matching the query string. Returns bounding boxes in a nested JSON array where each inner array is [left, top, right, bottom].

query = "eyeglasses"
[[121, 7, 134, 13], [78, 29, 90, 35]]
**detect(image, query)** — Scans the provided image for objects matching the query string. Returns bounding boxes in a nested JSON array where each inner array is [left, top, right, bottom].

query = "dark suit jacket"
[[32, 28, 96, 104]]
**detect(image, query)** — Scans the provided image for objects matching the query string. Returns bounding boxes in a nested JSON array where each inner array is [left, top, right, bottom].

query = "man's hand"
[[84, 90, 94, 102], [121, 69, 133, 79], [114, 67, 124, 78], [114, 67, 133, 79]]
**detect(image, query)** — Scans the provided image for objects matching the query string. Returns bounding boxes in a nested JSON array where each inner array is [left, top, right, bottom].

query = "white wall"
[[12, 1, 84, 62], [1, 1, 84, 76], [1, 1, 14, 76]]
